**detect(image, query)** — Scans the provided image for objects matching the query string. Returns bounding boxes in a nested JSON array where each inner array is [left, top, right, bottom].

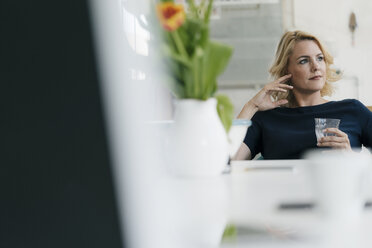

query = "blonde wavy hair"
[[269, 30, 341, 107]]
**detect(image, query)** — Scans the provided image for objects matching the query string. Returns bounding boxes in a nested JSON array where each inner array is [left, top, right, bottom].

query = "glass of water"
[[314, 118, 340, 141]]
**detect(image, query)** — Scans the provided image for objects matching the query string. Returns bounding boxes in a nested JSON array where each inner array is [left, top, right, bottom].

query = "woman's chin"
[[295, 81, 325, 93]]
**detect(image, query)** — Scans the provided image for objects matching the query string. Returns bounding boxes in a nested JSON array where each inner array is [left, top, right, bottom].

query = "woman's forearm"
[[237, 101, 259, 120], [232, 143, 252, 160]]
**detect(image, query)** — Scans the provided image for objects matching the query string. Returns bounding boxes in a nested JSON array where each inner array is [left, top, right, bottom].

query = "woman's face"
[[287, 40, 326, 94]]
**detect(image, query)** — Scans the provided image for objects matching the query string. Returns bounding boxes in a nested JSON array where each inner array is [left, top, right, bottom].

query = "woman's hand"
[[250, 74, 293, 111], [317, 128, 352, 150], [237, 74, 292, 120]]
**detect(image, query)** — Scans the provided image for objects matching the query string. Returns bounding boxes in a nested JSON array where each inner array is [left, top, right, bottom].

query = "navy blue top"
[[244, 99, 372, 159]]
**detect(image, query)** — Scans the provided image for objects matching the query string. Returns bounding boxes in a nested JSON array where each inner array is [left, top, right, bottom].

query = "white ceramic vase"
[[167, 98, 229, 177]]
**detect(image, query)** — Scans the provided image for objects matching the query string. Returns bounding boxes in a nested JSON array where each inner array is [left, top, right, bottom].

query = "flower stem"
[[186, 0, 198, 17], [204, 0, 213, 24], [171, 30, 188, 60]]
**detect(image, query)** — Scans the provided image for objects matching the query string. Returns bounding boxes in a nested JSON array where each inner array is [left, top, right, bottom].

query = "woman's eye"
[[299, 59, 308, 64], [317, 56, 324, 61]]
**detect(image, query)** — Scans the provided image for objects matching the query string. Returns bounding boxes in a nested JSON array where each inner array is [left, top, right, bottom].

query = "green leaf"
[[216, 94, 234, 133], [201, 41, 233, 98], [205, 41, 233, 77], [222, 224, 237, 241]]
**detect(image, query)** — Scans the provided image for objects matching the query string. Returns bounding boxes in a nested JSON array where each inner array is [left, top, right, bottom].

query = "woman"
[[234, 30, 372, 160]]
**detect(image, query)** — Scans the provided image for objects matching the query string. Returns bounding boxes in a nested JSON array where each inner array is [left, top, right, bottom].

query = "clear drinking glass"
[[314, 118, 340, 141]]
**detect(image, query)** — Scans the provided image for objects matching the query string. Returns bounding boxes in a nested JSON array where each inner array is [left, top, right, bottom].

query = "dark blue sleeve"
[[355, 100, 372, 148], [243, 114, 262, 159]]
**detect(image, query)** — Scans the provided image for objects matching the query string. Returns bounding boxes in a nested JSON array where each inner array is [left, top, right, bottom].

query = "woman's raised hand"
[[237, 74, 293, 120], [250, 74, 293, 111]]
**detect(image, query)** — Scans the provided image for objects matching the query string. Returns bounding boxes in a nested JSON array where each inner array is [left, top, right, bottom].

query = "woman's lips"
[[309, 76, 322, 80]]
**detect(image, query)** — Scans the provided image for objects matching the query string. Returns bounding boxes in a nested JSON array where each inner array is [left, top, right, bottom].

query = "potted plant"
[[156, 0, 234, 176]]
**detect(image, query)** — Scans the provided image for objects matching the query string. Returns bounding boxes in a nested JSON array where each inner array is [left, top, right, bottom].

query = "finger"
[[275, 74, 292, 84], [277, 83, 293, 89], [268, 87, 288, 93], [264, 82, 293, 93], [323, 128, 346, 137], [317, 141, 348, 149], [319, 136, 346, 143], [274, 99, 288, 107]]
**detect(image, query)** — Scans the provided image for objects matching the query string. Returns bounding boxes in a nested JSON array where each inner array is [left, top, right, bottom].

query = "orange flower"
[[157, 2, 185, 31]]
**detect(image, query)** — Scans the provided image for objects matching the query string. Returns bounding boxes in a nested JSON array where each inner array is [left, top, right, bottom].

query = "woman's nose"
[[311, 60, 320, 71]]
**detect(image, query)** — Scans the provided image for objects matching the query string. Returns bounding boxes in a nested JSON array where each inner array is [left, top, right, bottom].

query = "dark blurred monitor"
[[0, 0, 123, 247]]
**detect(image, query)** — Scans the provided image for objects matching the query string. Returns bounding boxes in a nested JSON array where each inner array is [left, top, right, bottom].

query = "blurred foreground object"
[[306, 150, 372, 219], [228, 119, 252, 158]]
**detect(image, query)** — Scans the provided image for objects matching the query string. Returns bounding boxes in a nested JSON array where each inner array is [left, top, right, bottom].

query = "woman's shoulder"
[[331, 98, 366, 109], [330, 99, 372, 116], [333, 98, 360, 105]]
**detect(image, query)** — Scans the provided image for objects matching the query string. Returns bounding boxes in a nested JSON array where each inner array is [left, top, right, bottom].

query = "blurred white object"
[[227, 119, 251, 157], [166, 98, 228, 177], [89, 0, 176, 247], [306, 150, 372, 219], [167, 177, 229, 248]]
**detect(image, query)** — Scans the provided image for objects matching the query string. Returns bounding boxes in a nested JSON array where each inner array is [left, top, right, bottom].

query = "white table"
[[221, 160, 372, 248]]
